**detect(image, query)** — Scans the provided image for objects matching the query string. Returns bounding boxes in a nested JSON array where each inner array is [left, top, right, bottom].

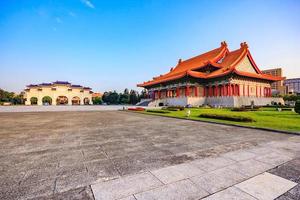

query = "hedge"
[[295, 100, 300, 114], [199, 113, 255, 122], [146, 109, 171, 114]]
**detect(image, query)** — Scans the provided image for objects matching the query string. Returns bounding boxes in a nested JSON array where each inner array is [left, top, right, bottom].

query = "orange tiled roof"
[[137, 42, 283, 87]]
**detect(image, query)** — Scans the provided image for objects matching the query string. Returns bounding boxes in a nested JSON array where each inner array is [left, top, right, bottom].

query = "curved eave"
[[137, 72, 187, 87], [233, 70, 284, 81]]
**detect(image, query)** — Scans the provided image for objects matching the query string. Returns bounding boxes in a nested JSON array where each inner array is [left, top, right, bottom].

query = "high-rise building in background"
[[261, 68, 286, 95], [284, 78, 300, 95]]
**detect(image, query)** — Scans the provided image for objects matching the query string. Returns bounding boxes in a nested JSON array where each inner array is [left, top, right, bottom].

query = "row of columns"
[[204, 84, 272, 97], [149, 84, 272, 100]]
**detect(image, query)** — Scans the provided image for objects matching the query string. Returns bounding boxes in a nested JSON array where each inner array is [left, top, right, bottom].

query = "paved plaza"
[[0, 110, 299, 199]]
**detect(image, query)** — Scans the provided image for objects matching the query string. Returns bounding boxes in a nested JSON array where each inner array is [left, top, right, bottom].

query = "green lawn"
[[141, 107, 300, 133]]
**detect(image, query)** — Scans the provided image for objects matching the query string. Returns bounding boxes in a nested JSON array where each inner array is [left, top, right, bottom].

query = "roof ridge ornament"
[[240, 42, 248, 49], [178, 59, 182, 64], [221, 41, 227, 47]]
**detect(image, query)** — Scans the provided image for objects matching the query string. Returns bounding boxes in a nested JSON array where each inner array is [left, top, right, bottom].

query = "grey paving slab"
[[255, 152, 293, 166], [134, 179, 209, 200], [202, 186, 257, 200], [190, 167, 247, 194], [91, 172, 162, 200], [190, 156, 236, 172], [246, 146, 275, 156], [119, 195, 137, 200], [0, 111, 295, 199], [150, 163, 205, 184], [222, 150, 257, 161], [227, 159, 274, 177], [236, 172, 298, 200]]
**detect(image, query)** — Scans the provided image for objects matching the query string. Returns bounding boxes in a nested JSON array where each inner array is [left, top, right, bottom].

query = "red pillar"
[[256, 86, 258, 97], [228, 84, 232, 96], [203, 86, 206, 97], [248, 85, 250, 97], [158, 90, 161, 99], [185, 85, 190, 97], [209, 86, 212, 97], [195, 86, 198, 97], [176, 87, 180, 97], [237, 85, 240, 96]]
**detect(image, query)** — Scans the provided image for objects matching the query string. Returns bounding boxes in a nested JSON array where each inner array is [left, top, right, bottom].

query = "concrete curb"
[[123, 110, 300, 136]]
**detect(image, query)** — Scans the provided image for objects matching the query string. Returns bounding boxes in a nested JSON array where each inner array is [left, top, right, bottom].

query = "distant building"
[[284, 78, 300, 95], [138, 42, 284, 107], [261, 68, 286, 95], [92, 92, 103, 98], [24, 81, 93, 105]]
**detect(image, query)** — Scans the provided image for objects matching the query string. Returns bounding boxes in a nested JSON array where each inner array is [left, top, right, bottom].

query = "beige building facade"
[[24, 81, 93, 106], [261, 68, 286, 95]]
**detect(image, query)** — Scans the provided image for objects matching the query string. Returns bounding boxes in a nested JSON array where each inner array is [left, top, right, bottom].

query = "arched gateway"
[[42, 96, 52, 105], [72, 96, 80, 105], [56, 96, 68, 105], [23, 82, 95, 106]]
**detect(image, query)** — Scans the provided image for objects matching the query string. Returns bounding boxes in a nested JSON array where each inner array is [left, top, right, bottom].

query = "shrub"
[[146, 109, 170, 114], [231, 107, 247, 112], [231, 106, 260, 112], [295, 100, 300, 114], [199, 113, 255, 122], [166, 106, 185, 111]]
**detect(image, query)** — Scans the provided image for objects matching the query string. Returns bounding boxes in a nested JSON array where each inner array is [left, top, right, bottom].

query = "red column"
[[195, 86, 198, 97], [158, 90, 161, 99], [185, 85, 190, 97], [243, 84, 245, 96], [248, 85, 250, 97], [203, 87, 206, 97], [176, 87, 180, 97], [228, 84, 232, 96], [209, 86, 213, 97], [256, 86, 258, 97]]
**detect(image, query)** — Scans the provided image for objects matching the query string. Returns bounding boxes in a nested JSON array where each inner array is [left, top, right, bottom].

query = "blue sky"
[[0, 0, 299, 93]]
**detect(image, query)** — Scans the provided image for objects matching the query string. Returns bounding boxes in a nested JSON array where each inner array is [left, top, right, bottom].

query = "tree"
[[295, 100, 300, 114], [108, 91, 119, 104], [42, 96, 52, 105], [140, 89, 148, 99], [119, 88, 130, 104], [102, 92, 110, 104], [30, 97, 38, 105], [93, 97, 103, 105], [129, 90, 139, 105]]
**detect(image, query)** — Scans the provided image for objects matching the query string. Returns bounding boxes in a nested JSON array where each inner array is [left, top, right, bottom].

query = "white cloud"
[[69, 11, 76, 17], [81, 0, 95, 9], [55, 17, 63, 24]]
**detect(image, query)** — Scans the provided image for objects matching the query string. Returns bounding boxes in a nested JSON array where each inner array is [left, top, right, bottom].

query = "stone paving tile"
[[190, 167, 247, 194], [150, 163, 205, 184], [276, 184, 300, 200], [227, 159, 273, 177], [255, 152, 293, 166], [29, 186, 94, 200], [222, 150, 257, 161], [91, 172, 162, 200], [118, 196, 136, 200], [236, 172, 297, 200], [134, 179, 209, 200], [202, 186, 257, 200], [190, 156, 236, 172], [246, 146, 275, 156]]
